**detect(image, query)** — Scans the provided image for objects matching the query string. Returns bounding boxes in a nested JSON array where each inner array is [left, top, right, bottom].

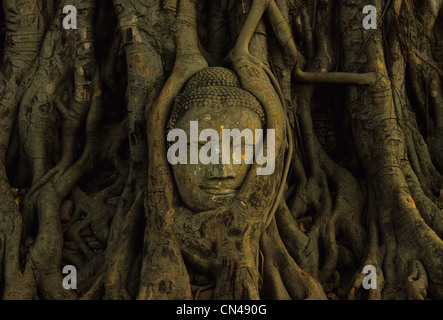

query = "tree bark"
[[0, 0, 441, 300]]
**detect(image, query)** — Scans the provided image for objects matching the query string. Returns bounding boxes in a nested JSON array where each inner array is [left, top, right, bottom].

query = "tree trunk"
[[0, 0, 441, 300]]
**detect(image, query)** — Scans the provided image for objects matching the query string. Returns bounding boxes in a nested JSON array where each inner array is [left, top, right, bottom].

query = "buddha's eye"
[[232, 143, 254, 150]]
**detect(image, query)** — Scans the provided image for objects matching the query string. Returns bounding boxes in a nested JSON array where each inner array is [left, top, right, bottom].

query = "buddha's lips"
[[199, 184, 240, 195]]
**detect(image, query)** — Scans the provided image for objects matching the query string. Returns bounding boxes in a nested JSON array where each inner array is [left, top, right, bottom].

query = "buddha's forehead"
[[175, 106, 263, 131]]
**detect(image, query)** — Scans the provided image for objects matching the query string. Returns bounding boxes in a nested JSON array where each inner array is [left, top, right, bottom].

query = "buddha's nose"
[[208, 163, 236, 179]]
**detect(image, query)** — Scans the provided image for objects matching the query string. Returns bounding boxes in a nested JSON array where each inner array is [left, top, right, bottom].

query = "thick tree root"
[[0, 0, 441, 301]]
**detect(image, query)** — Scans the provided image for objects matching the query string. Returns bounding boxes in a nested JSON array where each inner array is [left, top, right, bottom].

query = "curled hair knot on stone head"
[[167, 67, 266, 136]]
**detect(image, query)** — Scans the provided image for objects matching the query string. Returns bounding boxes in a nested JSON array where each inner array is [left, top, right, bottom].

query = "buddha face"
[[171, 106, 263, 212]]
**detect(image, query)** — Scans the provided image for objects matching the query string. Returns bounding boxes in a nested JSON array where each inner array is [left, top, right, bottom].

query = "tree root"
[[66, 187, 113, 260], [1, 0, 441, 301], [105, 190, 144, 300], [261, 215, 327, 299]]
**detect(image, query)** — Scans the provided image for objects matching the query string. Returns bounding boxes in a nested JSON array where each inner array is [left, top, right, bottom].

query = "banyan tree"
[[0, 0, 442, 300]]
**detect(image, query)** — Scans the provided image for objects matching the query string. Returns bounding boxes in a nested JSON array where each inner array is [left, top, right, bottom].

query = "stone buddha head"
[[166, 67, 266, 212]]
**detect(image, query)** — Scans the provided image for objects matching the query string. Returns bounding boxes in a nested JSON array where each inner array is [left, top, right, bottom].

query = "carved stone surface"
[[168, 67, 266, 212]]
